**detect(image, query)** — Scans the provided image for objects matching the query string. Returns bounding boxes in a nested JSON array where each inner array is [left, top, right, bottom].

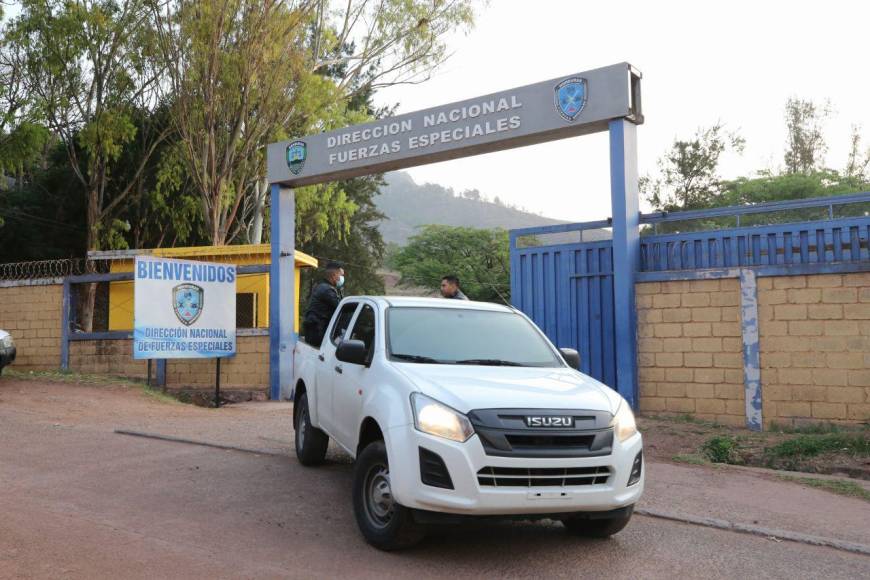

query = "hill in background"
[[375, 172, 564, 245]]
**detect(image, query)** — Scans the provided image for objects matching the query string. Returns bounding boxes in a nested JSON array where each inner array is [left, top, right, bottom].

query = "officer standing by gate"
[[302, 261, 345, 346]]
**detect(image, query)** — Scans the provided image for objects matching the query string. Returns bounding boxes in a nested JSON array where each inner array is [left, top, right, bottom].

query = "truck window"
[[348, 304, 376, 361], [331, 303, 358, 345]]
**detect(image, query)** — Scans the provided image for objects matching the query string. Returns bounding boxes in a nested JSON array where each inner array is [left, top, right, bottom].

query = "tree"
[[151, 0, 476, 247], [641, 123, 744, 212], [783, 97, 830, 175], [392, 225, 510, 303], [299, 175, 387, 298], [845, 125, 870, 182], [7, 0, 169, 329]]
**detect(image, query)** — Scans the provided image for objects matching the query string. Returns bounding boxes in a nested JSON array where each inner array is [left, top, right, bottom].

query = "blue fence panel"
[[640, 217, 870, 272], [513, 240, 617, 389]]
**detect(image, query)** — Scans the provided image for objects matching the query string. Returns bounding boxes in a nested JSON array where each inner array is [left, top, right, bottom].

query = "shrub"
[[702, 435, 742, 464]]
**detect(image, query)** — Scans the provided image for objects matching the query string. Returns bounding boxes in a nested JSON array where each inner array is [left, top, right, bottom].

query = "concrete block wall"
[[636, 279, 746, 426], [68, 335, 269, 391], [164, 335, 269, 390], [758, 273, 870, 424], [637, 272, 870, 426], [69, 339, 148, 378], [0, 283, 63, 371]]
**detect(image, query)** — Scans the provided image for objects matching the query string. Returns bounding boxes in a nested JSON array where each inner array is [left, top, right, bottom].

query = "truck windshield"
[[387, 307, 562, 367]]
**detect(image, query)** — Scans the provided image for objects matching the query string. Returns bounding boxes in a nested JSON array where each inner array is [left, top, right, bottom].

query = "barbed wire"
[[0, 258, 107, 281]]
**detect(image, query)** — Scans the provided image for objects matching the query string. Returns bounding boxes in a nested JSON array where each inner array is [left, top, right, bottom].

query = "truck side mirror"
[[336, 339, 369, 366], [559, 348, 581, 370]]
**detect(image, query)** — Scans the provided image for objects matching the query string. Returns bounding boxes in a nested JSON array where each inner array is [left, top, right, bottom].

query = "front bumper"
[[387, 425, 643, 516], [0, 346, 15, 367]]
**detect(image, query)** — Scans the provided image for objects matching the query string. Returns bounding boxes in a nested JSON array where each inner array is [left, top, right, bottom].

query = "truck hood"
[[394, 364, 620, 414]]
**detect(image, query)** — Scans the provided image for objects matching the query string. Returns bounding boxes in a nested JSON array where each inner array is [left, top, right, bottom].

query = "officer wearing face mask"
[[302, 261, 345, 347]]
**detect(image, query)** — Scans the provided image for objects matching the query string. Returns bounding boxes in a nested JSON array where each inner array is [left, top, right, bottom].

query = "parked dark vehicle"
[[0, 330, 16, 375]]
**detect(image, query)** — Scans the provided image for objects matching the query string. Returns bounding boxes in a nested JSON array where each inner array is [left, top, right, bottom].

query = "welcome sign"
[[133, 256, 236, 359]]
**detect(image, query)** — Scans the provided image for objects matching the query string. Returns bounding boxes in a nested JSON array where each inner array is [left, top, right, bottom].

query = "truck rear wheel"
[[561, 506, 634, 538], [294, 392, 328, 466], [353, 440, 425, 550]]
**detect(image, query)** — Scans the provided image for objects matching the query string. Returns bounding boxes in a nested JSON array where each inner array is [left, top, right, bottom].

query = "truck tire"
[[353, 440, 425, 550], [561, 507, 634, 538], [294, 392, 328, 466]]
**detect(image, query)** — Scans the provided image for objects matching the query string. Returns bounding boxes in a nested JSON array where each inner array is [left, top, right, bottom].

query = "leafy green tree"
[[299, 175, 387, 297], [151, 0, 476, 247], [392, 225, 510, 303], [7, 0, 168, 329], [784, 97, 831, 175], [845, 125, 870, 182], [641, 123, 744, 212]]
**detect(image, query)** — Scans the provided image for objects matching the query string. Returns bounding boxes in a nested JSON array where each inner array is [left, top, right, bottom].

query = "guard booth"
[[266, 62, 644, 408]]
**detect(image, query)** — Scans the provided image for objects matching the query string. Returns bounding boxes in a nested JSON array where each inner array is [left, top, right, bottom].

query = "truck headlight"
[[411, 393, 474, 443], [611, 401, 638, 442]]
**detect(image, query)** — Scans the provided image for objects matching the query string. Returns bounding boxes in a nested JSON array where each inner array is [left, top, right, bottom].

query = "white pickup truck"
[[292, 297, 643, 550]]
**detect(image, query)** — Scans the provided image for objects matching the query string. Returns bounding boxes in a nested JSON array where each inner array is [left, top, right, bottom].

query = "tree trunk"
[[250, 178, 268, 244], [79, 187, 101, 333]]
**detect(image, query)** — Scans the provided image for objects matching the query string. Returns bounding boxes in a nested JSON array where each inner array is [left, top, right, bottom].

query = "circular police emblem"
[[554, 78, 588, 122], [286, 140, 307, 175]]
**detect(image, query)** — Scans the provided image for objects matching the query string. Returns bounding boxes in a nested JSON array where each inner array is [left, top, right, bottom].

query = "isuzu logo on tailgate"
[[525, 416, 573, 428]]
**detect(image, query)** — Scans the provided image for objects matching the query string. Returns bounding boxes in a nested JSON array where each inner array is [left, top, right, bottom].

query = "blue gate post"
[[269, 184, 296, 400], [609, 119, 640, 409]]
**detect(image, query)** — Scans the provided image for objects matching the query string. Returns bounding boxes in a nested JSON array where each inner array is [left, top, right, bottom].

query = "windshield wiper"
[[391, 353, 443, 364], [455, 358, 523, 367]]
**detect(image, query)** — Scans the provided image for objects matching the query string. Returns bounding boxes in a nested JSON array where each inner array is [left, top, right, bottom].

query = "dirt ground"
[[638, 414, 870, 479], [2, 374, 869, 579]]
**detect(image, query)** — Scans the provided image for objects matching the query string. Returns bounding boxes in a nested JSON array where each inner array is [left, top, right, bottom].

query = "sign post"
[[134, 256, 237, 405]]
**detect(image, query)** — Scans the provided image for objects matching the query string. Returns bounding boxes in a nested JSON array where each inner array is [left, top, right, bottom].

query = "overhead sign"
[[268, 62, 641, 186], [133, 256, 236, 359]]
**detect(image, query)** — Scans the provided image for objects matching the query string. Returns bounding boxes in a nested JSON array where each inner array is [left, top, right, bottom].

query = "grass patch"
[[673, 453, 709, 466], [646, 413, 720, 428], [702, 435, 743, 464], [142, 386, 181, 405], [765, 433, 870, 460], [780, 476, 870, 502], [768, 421, 862, 435]]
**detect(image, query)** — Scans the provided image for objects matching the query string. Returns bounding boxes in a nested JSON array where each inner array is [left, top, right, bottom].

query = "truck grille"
[[468, 408, 614, 458], [477, 466, 611, 487]]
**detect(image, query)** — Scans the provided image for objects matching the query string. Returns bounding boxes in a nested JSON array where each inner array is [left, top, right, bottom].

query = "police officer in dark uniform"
[[440, 275, 469, 300], [302, 261, 345, 346]]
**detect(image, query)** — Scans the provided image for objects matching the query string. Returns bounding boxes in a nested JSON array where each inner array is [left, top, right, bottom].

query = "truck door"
[[315, 301, 358, 435], [332, 303, 376, 449]]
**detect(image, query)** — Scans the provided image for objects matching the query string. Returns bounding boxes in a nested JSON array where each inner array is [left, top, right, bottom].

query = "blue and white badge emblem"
[[286, 140, 307, 175], [173, 283, 204, 326], [555, 78, 587, 122]]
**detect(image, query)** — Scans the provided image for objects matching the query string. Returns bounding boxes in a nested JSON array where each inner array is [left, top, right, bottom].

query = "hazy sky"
[[376, 0, 870, 222]]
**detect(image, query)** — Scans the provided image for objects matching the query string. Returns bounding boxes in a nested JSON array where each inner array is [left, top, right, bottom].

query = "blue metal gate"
[[509, 192, 870, 395], [510, 232, 617, 389]]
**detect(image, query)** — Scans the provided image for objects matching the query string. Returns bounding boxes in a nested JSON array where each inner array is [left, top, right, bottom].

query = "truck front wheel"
[[561, 506, 634, 538], [353, 440, 425, 550], [294, 392, 328, 466]]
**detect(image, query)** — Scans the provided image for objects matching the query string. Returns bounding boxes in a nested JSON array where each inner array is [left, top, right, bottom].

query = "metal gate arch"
[[510, 233, 617, 390]]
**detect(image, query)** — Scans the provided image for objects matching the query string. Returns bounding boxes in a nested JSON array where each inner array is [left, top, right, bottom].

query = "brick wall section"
[[70, 339, 148, 378], [0, 283, 62, 371], [758, 272, 870, 425], [68, 335, 269, 391], [165, 335, 269, 389], [636, 279, 745, 426]]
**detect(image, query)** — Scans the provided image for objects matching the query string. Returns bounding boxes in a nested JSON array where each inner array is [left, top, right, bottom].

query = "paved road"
[[1, 379, 868, 579]]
